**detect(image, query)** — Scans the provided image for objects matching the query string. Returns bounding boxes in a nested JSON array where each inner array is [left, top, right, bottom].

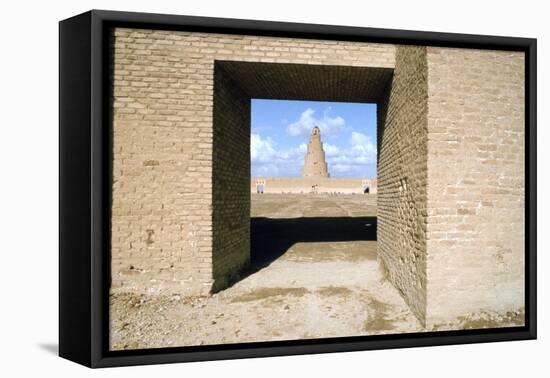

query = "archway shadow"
[[248, 216, 377, 275]]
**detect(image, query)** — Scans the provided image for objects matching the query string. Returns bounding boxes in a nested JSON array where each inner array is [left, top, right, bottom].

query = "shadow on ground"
[[250, 216, 377, 274]]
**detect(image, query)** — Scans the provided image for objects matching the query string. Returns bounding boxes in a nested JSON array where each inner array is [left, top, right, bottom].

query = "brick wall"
[[377, 46, 429, 324], [425, 48, 525, 327], [211, 64, 251, 291], [110, 27, 395, 295], [110, 29, 215, 295]]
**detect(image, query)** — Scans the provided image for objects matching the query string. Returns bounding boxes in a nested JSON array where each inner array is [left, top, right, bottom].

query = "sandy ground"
[[110, 194, 522, 350], [111, 194, 424, 350]]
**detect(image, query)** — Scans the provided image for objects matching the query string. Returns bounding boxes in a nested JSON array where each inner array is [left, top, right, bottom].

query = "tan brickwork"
[[211, 64, 251, 291], [425, 48, 525, 327], [110, 31, 215, 295], [377, 46, 429, 324]]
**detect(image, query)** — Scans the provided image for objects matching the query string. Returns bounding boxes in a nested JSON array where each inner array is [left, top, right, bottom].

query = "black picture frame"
[[59, 9, 537, 368]]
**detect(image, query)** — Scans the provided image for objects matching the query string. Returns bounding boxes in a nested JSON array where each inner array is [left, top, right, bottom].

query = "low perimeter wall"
[[251, 177, 377, 194]]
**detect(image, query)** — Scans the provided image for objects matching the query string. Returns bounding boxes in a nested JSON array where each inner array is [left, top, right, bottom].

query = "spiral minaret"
[[303, 126, 329, 178]]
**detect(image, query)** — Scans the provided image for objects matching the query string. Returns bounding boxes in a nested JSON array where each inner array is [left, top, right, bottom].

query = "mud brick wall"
[[425, 48, 525, 327], [110, 30, 215, 295], [110, 27, 395, 295], [377, 46, 429, 324], [211, 65, 251, 291]]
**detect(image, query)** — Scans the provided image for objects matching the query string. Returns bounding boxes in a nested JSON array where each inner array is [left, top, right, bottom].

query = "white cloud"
[[350, 131, 370, 147], [251, 134, 306, 177], [325, 132, 377, 177], [251, 134, 276, 163], [350, 132, 377, 161], [286, 107, 347, 137], [254, 163, 280, 176], [331, 164, 353, 174], [323, 143, 340, 157]]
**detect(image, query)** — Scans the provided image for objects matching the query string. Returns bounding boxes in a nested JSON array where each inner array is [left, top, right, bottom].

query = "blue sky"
[[251, 99, 377, 178]]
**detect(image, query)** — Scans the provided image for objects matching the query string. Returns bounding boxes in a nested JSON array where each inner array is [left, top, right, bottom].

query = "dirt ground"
[[110, 194, 521, 351]]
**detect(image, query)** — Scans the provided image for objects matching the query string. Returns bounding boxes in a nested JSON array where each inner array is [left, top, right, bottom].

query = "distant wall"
[[252, 177, 377, 194]]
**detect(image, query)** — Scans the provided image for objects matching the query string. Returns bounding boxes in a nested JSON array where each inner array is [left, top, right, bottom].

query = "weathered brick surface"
[[215, 61, 394, 103], [425, 48, 525, 327], [110, 30, 215, 295], [211, 64, 251, 291], [377, 46, 429, 324], [110, 27, 395, 295]]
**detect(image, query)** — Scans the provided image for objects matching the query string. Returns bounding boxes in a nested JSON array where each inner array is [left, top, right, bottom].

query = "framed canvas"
[[59, 9, 537, 368]]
